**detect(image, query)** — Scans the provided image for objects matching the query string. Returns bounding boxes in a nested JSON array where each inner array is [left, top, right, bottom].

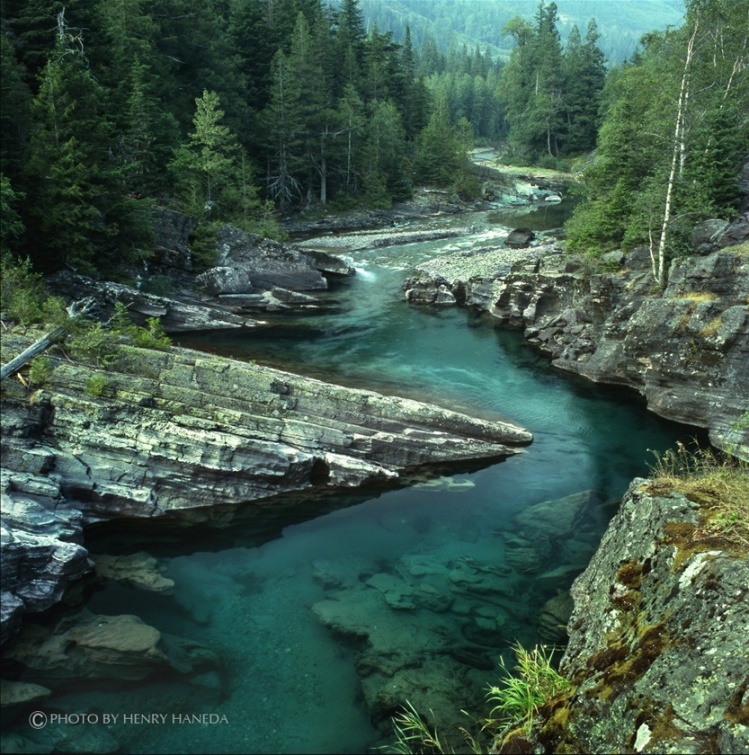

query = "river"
[[4, 203, 693, 754]]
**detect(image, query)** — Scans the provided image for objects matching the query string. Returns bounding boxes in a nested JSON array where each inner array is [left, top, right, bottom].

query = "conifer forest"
[[1, 0, 747, 278]]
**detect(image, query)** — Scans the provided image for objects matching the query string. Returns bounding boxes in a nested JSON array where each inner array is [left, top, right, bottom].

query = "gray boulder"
[[505, 228, 536, 248]]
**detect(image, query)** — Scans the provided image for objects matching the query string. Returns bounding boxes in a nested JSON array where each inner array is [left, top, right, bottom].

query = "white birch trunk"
[[656, 17, 699, 289]]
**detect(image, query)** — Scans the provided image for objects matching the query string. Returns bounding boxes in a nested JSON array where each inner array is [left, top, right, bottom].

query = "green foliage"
[[486, 642, 571, 738], [28, 356, 54, 388], [412, 90, 463, 187], [85, 372, 110, 397], [68, 303, 172, 367], [188, 222, 220, 273], [389, 701, 449, 754], [0, 174, 25, 252], [1, 254, 55, 326], [384, 643, 571, 754], [130, 316, 171, 350], [68, 321, 119, 367], [498, 2, 606, 163], [567, 3, 749, 262]]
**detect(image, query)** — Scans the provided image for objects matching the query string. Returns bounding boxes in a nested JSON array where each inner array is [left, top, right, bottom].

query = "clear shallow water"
[[3, 211, 693, 754]]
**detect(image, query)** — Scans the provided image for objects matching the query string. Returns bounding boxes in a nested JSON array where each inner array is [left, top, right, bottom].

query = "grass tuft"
[[647, 441, 749, 547], [485, 642, 571, 740]]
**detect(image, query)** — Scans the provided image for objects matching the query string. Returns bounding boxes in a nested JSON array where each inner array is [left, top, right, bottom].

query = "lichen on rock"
[[528, 479, 749, 754]]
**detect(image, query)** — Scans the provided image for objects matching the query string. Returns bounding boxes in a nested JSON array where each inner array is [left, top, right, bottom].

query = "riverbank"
[[403, 239, 749, 460]]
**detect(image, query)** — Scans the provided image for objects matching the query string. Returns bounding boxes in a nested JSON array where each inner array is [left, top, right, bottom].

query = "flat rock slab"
[[0, 335, 531, 641]]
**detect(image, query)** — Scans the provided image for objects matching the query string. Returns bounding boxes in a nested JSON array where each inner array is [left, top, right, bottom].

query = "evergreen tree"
[[0, 32, 32, 178], [287, 12, 333, 204], [412, 89, 462, 186], [0, 172, 25, 252], [261, 50, 304, 208], [171, 89, 252, 217], [24, 26, 114, 271], [362, 99, 410, 206], [562, 20, 606, 153]]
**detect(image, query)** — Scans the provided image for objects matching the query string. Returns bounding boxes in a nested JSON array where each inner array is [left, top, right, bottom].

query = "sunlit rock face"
[[521, 480, 749, 755], [0, 337, 531, 642]]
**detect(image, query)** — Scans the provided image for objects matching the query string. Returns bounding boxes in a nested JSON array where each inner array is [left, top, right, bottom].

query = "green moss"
[[84, 373, 110, 397]]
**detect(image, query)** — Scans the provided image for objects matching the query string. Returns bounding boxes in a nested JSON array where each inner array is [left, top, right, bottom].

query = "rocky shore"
[[404, 238, 749, 459], [507, 478, 749, 754], [0, 335, 531, 642]]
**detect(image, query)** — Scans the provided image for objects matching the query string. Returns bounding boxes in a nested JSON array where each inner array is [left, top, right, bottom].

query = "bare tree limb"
[[0, 297, 97, 383]]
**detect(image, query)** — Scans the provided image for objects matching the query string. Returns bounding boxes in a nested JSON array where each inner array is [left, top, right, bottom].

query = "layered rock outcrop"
[[406, 245, 749, 458], [0, 335, 531, 642], [518, 479, 749, 754], [47, 222, 356, 332]]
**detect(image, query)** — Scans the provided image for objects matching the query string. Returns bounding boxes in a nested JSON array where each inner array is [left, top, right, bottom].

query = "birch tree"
[[651, 16, 699, 289]]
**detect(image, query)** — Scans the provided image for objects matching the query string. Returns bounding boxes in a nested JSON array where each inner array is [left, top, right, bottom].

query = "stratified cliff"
[[406, 243, 749, 459], [0, 337, 531, 642]]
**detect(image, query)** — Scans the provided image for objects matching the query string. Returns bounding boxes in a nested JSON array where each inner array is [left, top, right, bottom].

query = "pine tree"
[[23, 20, 113, 271], [412, 89, 462, 187], [172, 89, 235, 212], [362, 100, 410, 206], [0, 32, 33, 178], [261, 51, 304, 208]]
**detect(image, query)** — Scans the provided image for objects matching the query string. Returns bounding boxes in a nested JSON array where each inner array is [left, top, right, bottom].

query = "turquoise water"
[[2, 213, 692, 754]]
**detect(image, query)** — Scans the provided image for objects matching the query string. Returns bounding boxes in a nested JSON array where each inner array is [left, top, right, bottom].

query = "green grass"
[[384, 643, 572, 754], [486, 642, 571, 739]]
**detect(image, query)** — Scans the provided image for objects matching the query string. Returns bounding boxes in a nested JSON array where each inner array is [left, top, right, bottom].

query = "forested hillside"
[[566, 0, 748, 282], [359, 0, 686, 63], [0, 0, 746, 287]]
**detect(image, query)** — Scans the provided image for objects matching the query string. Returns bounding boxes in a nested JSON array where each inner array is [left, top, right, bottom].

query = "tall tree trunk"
[[655, 16, 699, 289], [319, 154, 327, 204]]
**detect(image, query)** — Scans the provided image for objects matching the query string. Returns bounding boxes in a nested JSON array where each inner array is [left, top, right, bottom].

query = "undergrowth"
[[2, 256, 172, 370], [385, 643, 569, 754], [647, 438, 749, 547]]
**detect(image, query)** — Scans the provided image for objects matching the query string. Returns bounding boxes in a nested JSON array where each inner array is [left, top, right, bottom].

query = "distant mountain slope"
[[359, 0, 686, 63]]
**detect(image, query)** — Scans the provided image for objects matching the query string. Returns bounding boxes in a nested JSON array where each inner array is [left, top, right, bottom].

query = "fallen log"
[[0, 297, 97, 383], [0, 325, 67, 383]]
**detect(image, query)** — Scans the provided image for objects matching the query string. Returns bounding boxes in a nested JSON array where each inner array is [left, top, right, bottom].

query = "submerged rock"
[[0, 680, 51, 709], [92, 552, 175, 594], [0, 336, 531, 641]]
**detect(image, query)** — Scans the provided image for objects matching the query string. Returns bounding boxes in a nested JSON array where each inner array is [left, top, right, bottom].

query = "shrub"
[[68, 321, 119, 367], [28, 356, 54, 388], [85, 373, 110, 397], [131, 316, 171, 350], [1, 254, 48, 326], [188, 222, 220, 272]]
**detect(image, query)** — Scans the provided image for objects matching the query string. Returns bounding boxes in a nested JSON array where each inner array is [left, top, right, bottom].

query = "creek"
[[5, 202, 693, 754]]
